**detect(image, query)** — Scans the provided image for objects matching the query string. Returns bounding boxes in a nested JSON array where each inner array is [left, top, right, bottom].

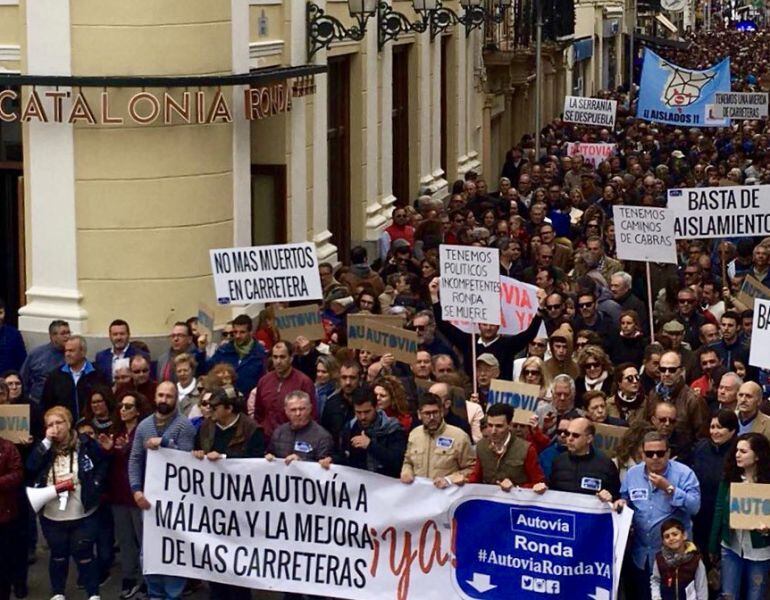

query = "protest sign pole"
[[471, 330, 478, 394], [721, 243, 728, 287], [646, 262, 655, 343]]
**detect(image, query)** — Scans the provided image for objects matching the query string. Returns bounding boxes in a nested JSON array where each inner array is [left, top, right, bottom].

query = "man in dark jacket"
[[205, 314, 266, 396], [41, 336, 108, 422], [93, 319, 143, 384], [321, 359, 360, 449], [340, 389, 406, 478], [535, 417, 620, 501]]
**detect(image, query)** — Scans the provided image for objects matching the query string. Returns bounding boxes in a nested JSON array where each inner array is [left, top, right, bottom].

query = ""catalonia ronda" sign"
[[0, 83, 292, 125]]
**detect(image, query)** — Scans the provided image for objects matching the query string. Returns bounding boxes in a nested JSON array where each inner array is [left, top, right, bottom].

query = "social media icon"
[[522, 576, 534, 591]]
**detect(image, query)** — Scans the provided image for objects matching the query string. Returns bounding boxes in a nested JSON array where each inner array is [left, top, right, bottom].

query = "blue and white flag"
[[637, 48, 731, 127]]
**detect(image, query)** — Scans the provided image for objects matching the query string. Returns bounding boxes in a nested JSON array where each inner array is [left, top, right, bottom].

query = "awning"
[[655, 13, 678, 34], [635, 32, 689, 50], [573, 37, 594, 62], [0, 63, 327, 88]]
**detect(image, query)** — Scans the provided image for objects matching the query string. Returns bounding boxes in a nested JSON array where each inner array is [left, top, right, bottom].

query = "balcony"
[[482, 0, 574, 52]]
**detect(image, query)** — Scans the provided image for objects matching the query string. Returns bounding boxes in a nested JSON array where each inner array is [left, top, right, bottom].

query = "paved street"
[[24, 548, 285, 600]]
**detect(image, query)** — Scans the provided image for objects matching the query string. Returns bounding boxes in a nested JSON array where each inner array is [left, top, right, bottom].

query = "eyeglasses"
[[523, 369, 541, 376], [644, 449, 667, 458], [196, 386, 205, 393], [584, 362, 601, 369], [623, 374, 640, 382], [413, 325, 427, 331], [531, 341, 547, 348], [564, 432, 583, 439], [546, 304, 563, 310], [120, 403, 136, 410], [575, 341, 588, 348], [420, 410, 442, 419], [199, 401, 210, 408], [659, 366, 680, 374], [656, 416, 676, 424], [578, 302, 594, 309], [169, 333, 187, 339]]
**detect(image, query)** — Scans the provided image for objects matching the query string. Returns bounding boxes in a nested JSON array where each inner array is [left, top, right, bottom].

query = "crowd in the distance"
[[3, 24, 770, 600]]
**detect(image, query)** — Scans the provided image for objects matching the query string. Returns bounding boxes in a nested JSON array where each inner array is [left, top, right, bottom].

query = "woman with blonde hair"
[[517, 356, 552, 399], [27, 406, 107, 600], [574, 345, 613, 408]]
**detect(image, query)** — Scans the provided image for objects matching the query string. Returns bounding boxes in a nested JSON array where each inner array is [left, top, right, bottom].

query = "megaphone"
[[26, 480, 75, 513]]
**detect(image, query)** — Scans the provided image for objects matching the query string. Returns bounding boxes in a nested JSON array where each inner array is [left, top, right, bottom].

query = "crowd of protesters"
[[2, 24, 770, 600]]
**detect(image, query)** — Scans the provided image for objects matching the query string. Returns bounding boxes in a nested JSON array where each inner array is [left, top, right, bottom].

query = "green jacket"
[[709, 480, 770, 554]]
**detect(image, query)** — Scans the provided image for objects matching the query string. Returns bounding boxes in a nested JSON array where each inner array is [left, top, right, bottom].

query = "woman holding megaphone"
[[26, 406, 108, 600]]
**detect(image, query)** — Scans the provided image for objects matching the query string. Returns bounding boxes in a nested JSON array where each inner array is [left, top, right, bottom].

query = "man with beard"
[[411, 310, 458, 366], [129, 381, 196, 599], [644, 351, 709, 447]]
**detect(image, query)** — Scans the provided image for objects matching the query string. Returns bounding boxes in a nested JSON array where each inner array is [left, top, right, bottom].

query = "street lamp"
[[307, 0, 378, 60], [378, 0, 438, 50]]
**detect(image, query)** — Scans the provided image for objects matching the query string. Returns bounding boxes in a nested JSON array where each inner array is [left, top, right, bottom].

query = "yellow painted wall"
[[0, 4, 20, 72], [69, 1, 234, 334]]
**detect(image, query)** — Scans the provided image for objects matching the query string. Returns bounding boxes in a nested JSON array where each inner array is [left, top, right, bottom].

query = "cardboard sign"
[[562, 96, 617, 128], [196, 303, 215, 340], [439, 245, 501, 325], [511, 409, 537, 426], [209, 242, 322, 306], [668, 185, 770, 239], [713, 92, 769, 119], [488, 379, 542, 412], [274, 304, 324, 341], [452, 275, 540, 335], [613, 206, 677, 264], [347, 317, 418, 364], [592, 423, 627, 459], [0, 405, 30, 444], [737, 274, 770, 309], [750, 299, 770, 369], [729, 482, 770, 529], [565, 142, 616, 168], [349, 313, 406, 328]]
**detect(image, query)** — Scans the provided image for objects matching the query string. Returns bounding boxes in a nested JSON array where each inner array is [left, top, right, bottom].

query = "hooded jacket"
[[544, 325, 579, 381]]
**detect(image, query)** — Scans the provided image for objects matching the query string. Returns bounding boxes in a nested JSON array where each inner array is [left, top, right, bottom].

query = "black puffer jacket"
[[548, 446, 621, 499]]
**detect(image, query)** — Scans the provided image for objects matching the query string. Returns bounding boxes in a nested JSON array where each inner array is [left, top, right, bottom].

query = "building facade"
[[0, 0, 491, 341]]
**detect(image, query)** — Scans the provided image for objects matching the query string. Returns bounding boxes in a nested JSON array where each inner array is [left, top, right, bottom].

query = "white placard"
[[668, 185, 770, 239], [713, 92, 769, 119], [613, 206, 677, 264], [565, 142, 617, 167], [451, 276, 540, 335], [562, 96, 617, 128], [439, 245, 501, 325], [750, 299, 770, 369], [209, 242, 323, 305]]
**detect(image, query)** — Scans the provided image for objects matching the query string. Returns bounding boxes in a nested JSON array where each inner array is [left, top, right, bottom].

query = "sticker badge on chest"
[[629, 488, 649, 501], [436, 436, 454, 449], [580, 476, 602, 491], [294, 441, 313, 454]]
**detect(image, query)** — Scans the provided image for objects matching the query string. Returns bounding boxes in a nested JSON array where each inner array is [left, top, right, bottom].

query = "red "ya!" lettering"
[[369, 520, 454, 600]]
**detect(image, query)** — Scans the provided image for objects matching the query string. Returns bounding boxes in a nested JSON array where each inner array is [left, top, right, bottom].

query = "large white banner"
[[209, 242, 323, 305], [144, 449, 631, 600], [452, 275, 540, 335], [613, 206, 677, 264], [439, 245, 501, 325], [668, 185, 770, 239]]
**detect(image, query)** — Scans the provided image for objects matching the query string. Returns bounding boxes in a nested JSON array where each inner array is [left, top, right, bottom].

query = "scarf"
[[655, 381, 673, 401], [234, 338, 255, 360], [661, 541, 699, 568], [585, 370, 609, 389]]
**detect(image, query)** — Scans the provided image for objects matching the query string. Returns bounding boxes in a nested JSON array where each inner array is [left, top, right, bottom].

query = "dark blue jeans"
[[40, 512, 99, 597], [95, 504, 115, 578]]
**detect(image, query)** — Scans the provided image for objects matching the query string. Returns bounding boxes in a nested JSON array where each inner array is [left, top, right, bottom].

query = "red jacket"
[[0, 438, 23, 523]]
